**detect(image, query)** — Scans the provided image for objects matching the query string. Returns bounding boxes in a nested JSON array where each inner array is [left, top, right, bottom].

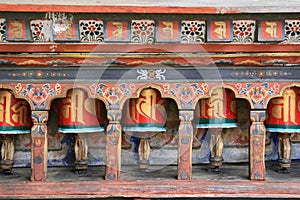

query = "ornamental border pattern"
[[1, 16, 300, 43], [3, 81, 294, 110]]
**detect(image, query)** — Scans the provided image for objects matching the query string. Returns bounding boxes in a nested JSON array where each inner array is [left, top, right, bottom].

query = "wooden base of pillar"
[[74, 134, 88, 174], [138, 138, 150, 169], [0, 135, 15, 175], [209, 128, 224, 170], [278, 133, 291, 173]]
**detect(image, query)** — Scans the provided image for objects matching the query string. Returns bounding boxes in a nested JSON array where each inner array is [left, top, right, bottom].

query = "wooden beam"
[[0, 179, 299, 198], [0, 3, 300, 14], [0, 43, 299, 53]]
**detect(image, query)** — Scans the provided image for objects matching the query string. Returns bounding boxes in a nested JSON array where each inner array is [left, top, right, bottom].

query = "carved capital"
[[31, 110, 49, 124], [31, 111, 49, 136], [178, 110, 194, 122], [107, 109, 122, 123], [250, 110, 266, 123]]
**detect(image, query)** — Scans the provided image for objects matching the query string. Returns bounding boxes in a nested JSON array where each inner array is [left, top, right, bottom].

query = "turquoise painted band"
[[123, 123, 166, 132], [58, 125, 105, 133], [196, 123, 238, 128], [266, 124, 300, 133], [0, 126, 31, 134]]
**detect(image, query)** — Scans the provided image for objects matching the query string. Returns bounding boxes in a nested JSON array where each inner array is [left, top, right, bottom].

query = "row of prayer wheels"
[[0, 87, 299, 175]]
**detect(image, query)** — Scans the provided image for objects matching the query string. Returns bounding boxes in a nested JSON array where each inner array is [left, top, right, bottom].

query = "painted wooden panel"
[[258, 20, 284, 42], [105, 21, 129, 42], [6, 19, 30, 41], [156, 20, 180, 42], [207, 20, 232, 42]]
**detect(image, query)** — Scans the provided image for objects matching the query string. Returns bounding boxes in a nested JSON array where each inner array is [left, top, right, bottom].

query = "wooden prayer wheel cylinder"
[[0, 90, 31, 174], [196, 88, 237, 172], [122, 88, 167, 169], [197, 88, 237, 129], [266, 87, 300, 172], [57, 89, 106, 173]]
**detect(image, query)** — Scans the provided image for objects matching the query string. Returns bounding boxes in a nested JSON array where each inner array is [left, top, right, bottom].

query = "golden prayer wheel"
[[196, 88, 237, 172], [0, 90, 31, 174], [266, 87, 300, 133], [196, 88, 237, 128], [57, 89, 106, 133], [265, 87, 300, 172], [122, 88, 167, 169], [57, 89, 106, 173], [122, 88, 167, 135]]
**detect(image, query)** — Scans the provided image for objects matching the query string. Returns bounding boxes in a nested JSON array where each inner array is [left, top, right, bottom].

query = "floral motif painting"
[[233, 20, 256, 43], [30, 19, 53, 42], [137, 69, 166, 80], [284, 20, 300, 43], [131, 20, 155, 44], [181, 20, 205, 43], [0, 19, 5, 42], [79, 20, 104, 42]]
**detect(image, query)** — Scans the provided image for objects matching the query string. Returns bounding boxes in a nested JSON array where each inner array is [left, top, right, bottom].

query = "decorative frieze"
[[258, 20, 284, 42], [207, 20, 232, 42], [131, 19, 155, 44], [284, 20, 300, 43], [105, 21, 129, 42], [0, 15, 299, 44], [53, 19, 79, 41], [79, 20, 104, 42], [6, 19, 30, 41], [156, 20, 180, 42], [181, 20, 205, 43], [0, 19, 6, 42], [233, 20, 256, 43], [30, 19, 53, 42]]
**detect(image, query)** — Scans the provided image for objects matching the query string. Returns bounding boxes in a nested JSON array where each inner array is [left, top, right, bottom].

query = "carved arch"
[[119, 83, 181, 110], [47, 85, 108, 110], [192, 83, 252, 110], [0, 85, 33, 109], [265, 83, 300, 106]]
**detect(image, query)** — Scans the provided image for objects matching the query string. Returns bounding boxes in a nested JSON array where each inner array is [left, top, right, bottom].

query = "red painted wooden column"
[[249, 110, 266, 180], [178, 110, 194, 180], [105, 109, 122, 180], [31, 110, 49, 181]]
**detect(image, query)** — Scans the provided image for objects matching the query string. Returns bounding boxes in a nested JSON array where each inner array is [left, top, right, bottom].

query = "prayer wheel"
[[0, 90, 31, 175], [197, 88, 237, 129], [123, 88, 167, 133], [57, 89, 106, 173], [265, 87, 300, 173], [196, 88, 237, 172], [122, 88, 167, 169]]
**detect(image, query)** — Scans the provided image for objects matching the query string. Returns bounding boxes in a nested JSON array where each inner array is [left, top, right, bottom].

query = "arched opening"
[[0, 89, 32, 175], [265, 86, 300, 174], [48, 88, 107, 178], [193, 87, 251, 179], [121, 88, 180, 180]]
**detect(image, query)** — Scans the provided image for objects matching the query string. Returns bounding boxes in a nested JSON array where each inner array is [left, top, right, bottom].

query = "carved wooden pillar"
[[249, 110, 266, 180], [178, 110, 194, 180], [105, 109, 122, 180], [31, 110, 48, 181]]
